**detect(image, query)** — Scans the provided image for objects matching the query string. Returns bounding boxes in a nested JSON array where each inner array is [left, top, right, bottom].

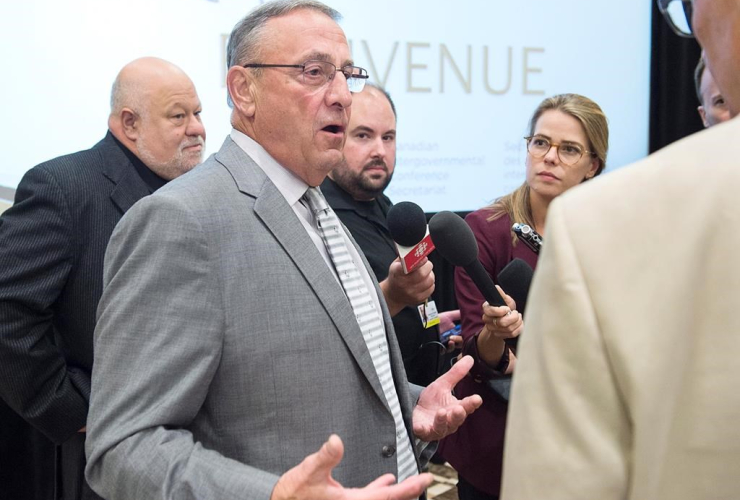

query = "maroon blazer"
[[437, 209, 537, 496]]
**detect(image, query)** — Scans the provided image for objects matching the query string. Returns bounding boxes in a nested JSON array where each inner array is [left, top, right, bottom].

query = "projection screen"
[[0, 0, 651, 212]]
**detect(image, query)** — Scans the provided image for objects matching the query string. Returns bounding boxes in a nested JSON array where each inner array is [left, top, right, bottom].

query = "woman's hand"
[[482, 285, 523, 339], [476, 285, 523, 366]]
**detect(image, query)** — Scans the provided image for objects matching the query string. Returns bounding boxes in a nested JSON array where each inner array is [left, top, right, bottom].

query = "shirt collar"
[[321, 177, 389, 221], [230, 128, 308, 208], [110, 132, 168, 193]]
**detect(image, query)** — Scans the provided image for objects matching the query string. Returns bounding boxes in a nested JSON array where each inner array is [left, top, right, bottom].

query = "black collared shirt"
[[110, 134, 168, 193]]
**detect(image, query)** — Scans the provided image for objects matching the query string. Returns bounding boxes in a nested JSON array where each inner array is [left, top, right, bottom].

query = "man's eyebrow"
[[350, 125, 396, 137], [300, 51, 354, 67], [303, 51, 331, 62], [351, 125, 375, 134]]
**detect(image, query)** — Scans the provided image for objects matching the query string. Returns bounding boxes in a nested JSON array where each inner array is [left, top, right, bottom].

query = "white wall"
[[0, 0, 652, 212]]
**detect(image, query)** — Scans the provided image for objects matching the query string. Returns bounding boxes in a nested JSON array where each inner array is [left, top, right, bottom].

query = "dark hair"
[[364, 82, 397, 118]]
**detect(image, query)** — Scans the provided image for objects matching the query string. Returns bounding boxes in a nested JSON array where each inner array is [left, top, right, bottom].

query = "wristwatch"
[[491, 344, 510, 373]]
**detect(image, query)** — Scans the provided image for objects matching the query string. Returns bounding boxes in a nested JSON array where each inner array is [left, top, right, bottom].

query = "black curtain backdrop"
[[431, 6, 704, 316], [650, 2, 704, 152]]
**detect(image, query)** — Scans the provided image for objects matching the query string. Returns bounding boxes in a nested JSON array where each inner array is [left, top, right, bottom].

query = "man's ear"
[[698, 105, 709, 128], [120, 108, 139, 141], [227, 66, 257, 118]]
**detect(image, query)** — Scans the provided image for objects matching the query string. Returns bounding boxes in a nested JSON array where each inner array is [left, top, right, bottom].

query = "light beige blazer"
[[502, 117, 740, 499]]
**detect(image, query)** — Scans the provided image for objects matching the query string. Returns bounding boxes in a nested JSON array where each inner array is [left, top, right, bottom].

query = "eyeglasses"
[[524, 136, 596, 166], [657, 0, 694, 38], [243, 60, 369, 93]]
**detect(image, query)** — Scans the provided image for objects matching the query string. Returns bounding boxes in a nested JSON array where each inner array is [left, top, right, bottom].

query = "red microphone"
[[387, 201, 435, 274]]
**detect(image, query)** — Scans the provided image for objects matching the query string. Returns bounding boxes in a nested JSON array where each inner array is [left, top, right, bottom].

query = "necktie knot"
[[303, 187, 329, 214]]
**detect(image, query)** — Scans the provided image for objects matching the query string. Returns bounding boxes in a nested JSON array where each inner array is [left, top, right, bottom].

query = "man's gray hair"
[[694, 56, 707, 104], [110, 77, 143, 117], [224, 1, 340, 107], [226, 1, 341, 70]]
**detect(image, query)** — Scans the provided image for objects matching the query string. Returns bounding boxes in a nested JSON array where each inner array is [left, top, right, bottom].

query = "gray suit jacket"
[[85, 137, 421, 499]]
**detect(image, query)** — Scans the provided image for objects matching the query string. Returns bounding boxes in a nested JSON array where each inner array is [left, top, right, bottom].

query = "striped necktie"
[[303, 187, 418, 482]]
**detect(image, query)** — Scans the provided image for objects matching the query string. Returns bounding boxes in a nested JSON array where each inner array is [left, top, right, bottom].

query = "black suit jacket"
[[0, 132, 151, 500]]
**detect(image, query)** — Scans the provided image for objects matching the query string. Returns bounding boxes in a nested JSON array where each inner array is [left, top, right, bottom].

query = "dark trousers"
[[57, 432, 104, 500], [0, 401, 55, 500]]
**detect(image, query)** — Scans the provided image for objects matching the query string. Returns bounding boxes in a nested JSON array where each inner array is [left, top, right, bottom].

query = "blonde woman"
[[439, 93, 609, 500]]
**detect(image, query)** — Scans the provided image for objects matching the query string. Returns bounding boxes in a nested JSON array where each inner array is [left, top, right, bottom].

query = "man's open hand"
[[271, 435, 434, 500], [412, 355, 482, 441]]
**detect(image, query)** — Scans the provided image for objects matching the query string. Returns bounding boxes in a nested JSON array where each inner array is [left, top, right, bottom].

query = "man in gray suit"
[[85, 2, 481, 499]]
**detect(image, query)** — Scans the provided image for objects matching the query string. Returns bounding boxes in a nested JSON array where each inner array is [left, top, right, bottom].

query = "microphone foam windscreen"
[[497, 259, 534, 315], [387, 201, 428, 247], [428, 211, 479, 266]]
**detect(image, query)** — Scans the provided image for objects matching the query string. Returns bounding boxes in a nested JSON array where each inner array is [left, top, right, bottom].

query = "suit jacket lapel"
[[97, 133, 151, 215], [215, 138, 390, 408]]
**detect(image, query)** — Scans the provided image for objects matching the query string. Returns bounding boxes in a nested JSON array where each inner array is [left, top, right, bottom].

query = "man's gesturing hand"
[[412, 355, 482, 441], [270, 434, 433, 500]]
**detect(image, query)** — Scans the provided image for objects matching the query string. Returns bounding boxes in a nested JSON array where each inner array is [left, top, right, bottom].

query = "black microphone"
[[387, 201, 435, 273], [428, 211, 505, 307], [431, 212, 515, 401], [497, 259, 534, 316], [387, 201, 426, 246]]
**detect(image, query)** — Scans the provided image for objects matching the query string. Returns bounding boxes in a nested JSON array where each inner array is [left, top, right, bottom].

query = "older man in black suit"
[[0, 56, 205, 500]]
